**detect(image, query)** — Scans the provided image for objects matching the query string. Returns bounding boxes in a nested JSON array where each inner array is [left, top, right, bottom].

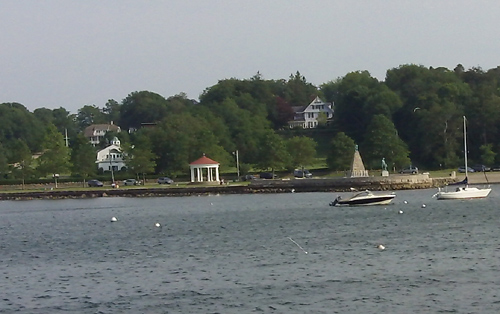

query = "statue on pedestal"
[[382, 158, 388, 171]]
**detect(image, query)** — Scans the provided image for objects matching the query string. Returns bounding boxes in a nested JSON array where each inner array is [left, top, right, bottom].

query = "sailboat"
[[434, 116, 491, 200]]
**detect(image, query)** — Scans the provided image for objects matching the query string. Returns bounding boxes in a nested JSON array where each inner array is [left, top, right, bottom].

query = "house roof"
[[84, 124, 120, 137], [190, 155, 219, 165]]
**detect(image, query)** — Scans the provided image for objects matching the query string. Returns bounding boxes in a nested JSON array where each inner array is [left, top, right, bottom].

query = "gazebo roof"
[[190, 155, 219, 165]]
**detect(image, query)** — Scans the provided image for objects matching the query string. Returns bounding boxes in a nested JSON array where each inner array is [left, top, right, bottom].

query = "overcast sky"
[[2, 1, 500, 113]]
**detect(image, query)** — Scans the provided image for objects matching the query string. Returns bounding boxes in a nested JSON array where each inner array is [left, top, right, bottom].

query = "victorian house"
[[288, 96, 334, 129]]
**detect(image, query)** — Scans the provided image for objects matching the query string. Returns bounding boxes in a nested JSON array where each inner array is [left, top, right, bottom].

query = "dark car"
[[88, 179, 104, 187], [399, 166, 419, 174], [293, 169, 312, 178], [471, 164, 490, 172], [491, 165, 500, 171], [260, 172, 278, 179], [158, 177, 174, 184], [458, 166, 474, 173], [241, 174, 257, 181]]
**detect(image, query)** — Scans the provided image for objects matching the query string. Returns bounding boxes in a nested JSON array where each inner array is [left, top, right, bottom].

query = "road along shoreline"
[[1, 173, 481, 201]]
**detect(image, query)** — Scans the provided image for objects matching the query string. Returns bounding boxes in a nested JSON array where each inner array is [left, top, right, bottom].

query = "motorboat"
[[329, 190, 396, 206], [434, 116, 491, 200]]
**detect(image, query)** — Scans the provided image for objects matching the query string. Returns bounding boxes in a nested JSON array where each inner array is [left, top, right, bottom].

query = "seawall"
[[0, 174, 458, 201]]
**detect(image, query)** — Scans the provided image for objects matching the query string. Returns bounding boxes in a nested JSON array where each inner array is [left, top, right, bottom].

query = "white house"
[[288, 96, 334, 129], [84, 122, 121, 146], [96, 137, 126, 172]]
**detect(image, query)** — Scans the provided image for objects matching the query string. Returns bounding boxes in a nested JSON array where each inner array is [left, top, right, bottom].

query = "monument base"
[[381, 170, 389, 177]]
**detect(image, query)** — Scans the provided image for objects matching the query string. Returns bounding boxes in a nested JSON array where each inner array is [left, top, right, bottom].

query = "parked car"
[[123, 179, 140, 186], [260, 172, 278, 179], [458, 166, 475, 173], [293, 169, 312, 178], [157, 177, 174, 184], [241, 174, 257, 181], [471, 164, 491, 172], [491, 165, 500, 171], [88, 179, 104, 187], [399, 166, 419, 174]]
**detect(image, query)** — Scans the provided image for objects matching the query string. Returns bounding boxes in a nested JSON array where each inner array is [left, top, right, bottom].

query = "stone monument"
[[349, 145, 369, 177]]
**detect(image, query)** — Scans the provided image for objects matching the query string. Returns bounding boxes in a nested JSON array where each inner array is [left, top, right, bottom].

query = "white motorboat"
[[434, 116, 491, 200], [329, 190, 396, 206]]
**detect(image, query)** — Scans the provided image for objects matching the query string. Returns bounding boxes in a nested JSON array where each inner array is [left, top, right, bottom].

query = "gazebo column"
[[215, 166, 219, 181]]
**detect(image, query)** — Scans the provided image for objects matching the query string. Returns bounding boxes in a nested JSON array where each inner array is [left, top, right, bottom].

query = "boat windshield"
[[352, 190, 373, 198]]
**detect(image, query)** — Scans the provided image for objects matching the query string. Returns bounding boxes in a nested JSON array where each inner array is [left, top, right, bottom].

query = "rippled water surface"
[[2, 188, 500, 313]]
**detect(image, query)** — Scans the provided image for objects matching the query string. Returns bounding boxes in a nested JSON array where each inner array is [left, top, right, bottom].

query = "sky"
[[2, 0, 500, 113]]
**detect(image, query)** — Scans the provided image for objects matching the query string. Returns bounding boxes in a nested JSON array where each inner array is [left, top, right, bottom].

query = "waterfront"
[[1, 189, 500, 313]]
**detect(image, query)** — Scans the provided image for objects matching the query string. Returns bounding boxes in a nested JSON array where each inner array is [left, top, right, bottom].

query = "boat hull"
[[435, 187, 491, 200], [332, 194, 396, 206]]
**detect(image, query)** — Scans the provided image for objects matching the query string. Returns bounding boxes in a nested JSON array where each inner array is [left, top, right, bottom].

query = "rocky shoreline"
[[0, 174, 465, 201]]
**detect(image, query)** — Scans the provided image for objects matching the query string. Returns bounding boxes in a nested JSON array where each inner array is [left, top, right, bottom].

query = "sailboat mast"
[[463, 116, 468, 177]]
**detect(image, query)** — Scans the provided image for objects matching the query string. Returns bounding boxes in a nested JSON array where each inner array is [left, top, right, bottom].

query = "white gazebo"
[[189, 155, 220, 183]]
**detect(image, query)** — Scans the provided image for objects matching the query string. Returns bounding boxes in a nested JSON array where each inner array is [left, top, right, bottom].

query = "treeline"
[[2, 64, 500, 182]]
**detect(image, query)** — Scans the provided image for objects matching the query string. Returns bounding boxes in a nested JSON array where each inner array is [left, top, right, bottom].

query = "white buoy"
[[398, 210, 403, 214], [421, 204, 426, 208], [377, 244, 385, 250], [111, 217, 117, 222], [155, 222, 161, 228], [403, 200, 408, 204]]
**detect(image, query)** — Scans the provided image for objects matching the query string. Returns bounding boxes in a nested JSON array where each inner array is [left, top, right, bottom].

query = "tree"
[[286, 136, 317, 172], [0, 102, 45, 153], [361, 115, 411, 170], [480, 144, 496, 166], [120, 91, 169, 130], [11, 140, 34, 189], [256, 131, 290, 173], [326, 132, 355, 171], [0, 143, 8, 178], [102, 99, 121, 124], [70, 134, 97, 186], [76, 105, 107, 131], [36, 124, 72, 187], [122, 136, 157, 183]]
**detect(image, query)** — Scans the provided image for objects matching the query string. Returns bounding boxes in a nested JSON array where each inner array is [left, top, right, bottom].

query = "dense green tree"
[[70, 134, 97, 186], [11, 140, 34, 189], [120, 91, 169, 130], [256, 131, 290, 174], [0, 143, 8, 177], [102, 99, 121, 124], [0, 103, 45, 154], [143, 112, 230, 176], [36, 124, 72, 186], [322, 71, 399, 144], [286, 136, 317, 171], [284, 71, 318, 107], [122, 135, 157, 183], [361, 115, 411, 170], [326, 132, 355, 171], [76, 105, 107, 131], [479, 144, 496, 166]]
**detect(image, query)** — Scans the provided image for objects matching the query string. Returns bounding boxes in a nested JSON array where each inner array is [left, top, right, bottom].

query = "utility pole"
[[64, 129, 69, 147], [233, 150, 240, 180], [109, 157, 115, 184]]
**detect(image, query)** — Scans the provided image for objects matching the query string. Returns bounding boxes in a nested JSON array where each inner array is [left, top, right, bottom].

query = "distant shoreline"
[[0, 172, 496, 201]]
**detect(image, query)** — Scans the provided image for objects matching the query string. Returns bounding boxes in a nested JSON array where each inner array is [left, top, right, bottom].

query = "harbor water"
[[1, 188, 500, 313]]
